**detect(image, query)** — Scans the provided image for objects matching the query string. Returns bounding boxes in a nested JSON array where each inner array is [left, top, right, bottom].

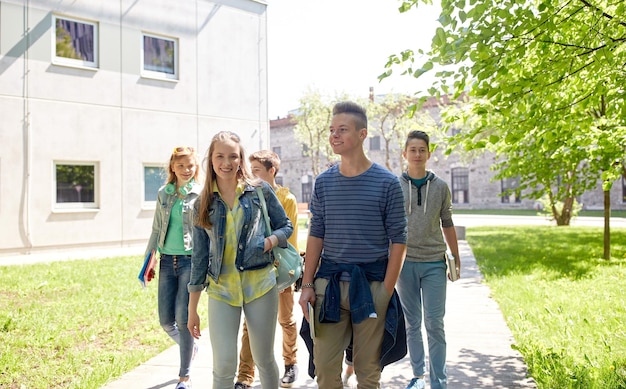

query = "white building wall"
[[0, 0, 268, 255]]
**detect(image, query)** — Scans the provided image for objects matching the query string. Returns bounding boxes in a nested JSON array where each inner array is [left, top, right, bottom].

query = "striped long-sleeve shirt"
[[309, 163, 407, 264]]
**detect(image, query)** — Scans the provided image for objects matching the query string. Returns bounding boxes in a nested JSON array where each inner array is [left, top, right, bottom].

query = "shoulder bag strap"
[[255, 186, 272, 237]]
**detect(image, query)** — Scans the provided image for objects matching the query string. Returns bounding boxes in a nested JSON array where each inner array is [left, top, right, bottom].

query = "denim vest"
[[145, 182, 202, 258], [189, 182, 293, 290]]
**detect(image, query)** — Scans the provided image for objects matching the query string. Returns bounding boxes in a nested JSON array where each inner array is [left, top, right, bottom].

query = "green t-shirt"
[[162, 198, 191, 255]]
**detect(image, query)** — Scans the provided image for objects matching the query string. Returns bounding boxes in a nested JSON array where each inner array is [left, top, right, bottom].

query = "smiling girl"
[[144, 146, 201, 389], [187, 131, 293, 389]]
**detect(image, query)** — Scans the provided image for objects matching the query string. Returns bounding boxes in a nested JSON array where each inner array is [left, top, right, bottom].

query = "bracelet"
[[301, 283, 315, 289]]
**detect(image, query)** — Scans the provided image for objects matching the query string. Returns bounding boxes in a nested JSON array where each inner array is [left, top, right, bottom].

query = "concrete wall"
[[0, 0, 268, 255]]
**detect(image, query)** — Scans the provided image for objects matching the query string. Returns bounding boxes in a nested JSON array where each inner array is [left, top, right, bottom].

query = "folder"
[[307, 302, 316, 338], [138, 249, 157, 288], [446, 252, 458, 282]]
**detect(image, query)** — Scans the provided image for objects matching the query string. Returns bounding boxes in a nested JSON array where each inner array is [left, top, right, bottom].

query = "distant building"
[[270, 97, 626, 211], [0, 0, 269, 256]]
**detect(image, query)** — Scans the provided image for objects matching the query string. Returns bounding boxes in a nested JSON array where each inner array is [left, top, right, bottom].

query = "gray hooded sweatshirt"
[[400, 171, 454, 262]]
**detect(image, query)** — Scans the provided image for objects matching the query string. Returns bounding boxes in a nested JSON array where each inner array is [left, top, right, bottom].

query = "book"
[[446, 252, 459, 282], [138, 249, 157, 288], [307, 302, 316, 338]]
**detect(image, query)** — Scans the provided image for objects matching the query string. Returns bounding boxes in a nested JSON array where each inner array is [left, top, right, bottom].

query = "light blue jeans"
[[158, 254, 194, 378], [396, 260, 447, 389], [208, 287, 279, 389]]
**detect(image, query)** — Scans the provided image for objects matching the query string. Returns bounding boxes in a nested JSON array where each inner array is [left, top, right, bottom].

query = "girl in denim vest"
[[145, 146, 201, 389], [188, 131, 293, 389]]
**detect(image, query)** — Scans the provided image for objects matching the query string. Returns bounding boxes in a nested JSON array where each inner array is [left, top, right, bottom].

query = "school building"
[[269, 98, 626, 212], [0, 0, 269, 256]]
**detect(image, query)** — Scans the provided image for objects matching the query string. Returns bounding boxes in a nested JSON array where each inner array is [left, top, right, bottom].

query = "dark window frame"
[[54, 162, 98, 209], [451, 167, 469, 204], [370, 136, 381, 151], [501, 177, 521, 203], [301, 175, 313, 204]]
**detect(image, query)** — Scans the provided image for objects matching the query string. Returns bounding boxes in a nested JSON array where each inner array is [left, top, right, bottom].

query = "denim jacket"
[[316, 260, 387, 324], [144, 181, 202, 258], [188, 181, 293, 291], [300, 261, 407, 373]]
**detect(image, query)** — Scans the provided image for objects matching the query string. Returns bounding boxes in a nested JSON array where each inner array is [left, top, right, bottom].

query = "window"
[[501, 177, 521, 203], [301, 175, 313, 204], [142, 33, 178, 80], [370, 136, 381, 151], [622, 175, 626, 203], [450, 127, 461, 136], [144, 166, 166, 202], [302, 144, 309, 157], [451, 167, 469, 204], [53, 15, 98, 68], [55, 163, 97, 208], [272, 147, 282, 158]]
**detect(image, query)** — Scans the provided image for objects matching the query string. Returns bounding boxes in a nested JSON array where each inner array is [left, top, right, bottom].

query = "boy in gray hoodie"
[[397, 130, 460, 389]]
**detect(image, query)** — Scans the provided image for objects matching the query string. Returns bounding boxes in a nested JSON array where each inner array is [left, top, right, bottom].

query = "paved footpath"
[[101, 239, 537, 389], [5, 215, 621, 387]]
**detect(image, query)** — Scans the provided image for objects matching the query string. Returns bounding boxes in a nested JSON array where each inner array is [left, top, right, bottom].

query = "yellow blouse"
[[207, 182, 276, 306]]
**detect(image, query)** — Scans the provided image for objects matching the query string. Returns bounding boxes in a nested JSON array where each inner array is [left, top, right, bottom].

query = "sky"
[[265, 0, 441, 118]]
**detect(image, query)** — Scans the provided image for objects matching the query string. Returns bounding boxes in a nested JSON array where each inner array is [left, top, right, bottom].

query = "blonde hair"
[[196, 131, 256, 229], [166, 146, 200, 185]]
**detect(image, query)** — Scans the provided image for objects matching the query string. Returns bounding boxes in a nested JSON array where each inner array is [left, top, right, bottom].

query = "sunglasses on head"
[[172, 146, 195, 155]]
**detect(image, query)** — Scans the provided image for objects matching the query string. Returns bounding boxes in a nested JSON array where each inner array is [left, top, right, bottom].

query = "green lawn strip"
[[0, 256, 208, 388], [467, 226, 626, 388], [453, 209, 626, 218]]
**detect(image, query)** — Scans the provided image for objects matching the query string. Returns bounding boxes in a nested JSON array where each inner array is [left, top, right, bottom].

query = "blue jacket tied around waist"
[[300, 260, 407, 376]]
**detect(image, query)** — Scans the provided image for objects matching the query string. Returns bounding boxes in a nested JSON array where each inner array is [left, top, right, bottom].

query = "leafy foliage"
[[366, 93, 435, 171], [384, 0, 626, 226], [292, 88, 339, 178]]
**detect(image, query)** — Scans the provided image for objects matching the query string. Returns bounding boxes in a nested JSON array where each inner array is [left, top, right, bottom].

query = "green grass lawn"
[[453, 209, 626, 218], [2, 222, 626, 388], [0, 256, 208, 389], [467, 226, 626, 388]]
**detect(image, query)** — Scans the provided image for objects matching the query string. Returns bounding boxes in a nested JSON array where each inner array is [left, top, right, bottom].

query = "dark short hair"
[[405, 130, 430, 149], [333, 101, 367, 130]]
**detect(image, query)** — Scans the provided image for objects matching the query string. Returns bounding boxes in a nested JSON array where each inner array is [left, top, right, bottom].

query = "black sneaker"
[[280, 364, 298, 388], [234, 383, 250, 389]]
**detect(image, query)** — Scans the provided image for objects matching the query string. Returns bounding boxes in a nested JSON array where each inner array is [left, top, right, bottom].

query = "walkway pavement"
[[101, 239, 537, 389], [4, 215, 622, 387]]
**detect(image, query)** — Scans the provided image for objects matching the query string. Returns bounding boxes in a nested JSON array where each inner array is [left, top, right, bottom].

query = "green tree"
[[383, 0, 626, 248], [366, 94, 434, 172], [292, 89, 354, 178], [56, 25, 81, 60]]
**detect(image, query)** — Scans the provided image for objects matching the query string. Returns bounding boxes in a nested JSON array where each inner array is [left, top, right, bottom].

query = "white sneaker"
[[406, 377, 426, 389], [342, 372, 357, 387]]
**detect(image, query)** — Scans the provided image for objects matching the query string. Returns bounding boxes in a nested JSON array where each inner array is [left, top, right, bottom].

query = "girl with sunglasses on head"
[[187, 131, 293, 389], [144, 146, 202, 389]]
